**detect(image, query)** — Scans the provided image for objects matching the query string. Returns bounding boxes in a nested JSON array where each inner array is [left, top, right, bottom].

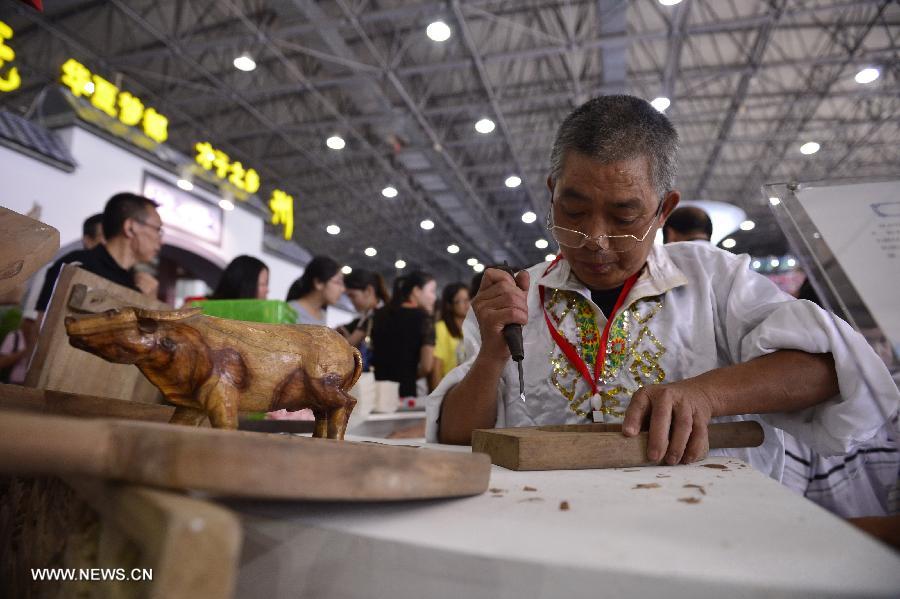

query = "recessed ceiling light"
[[474, 118, 496, 134], [381, 186, 398, 198], [800, 141, 820, 155], [473, 263, 485, 273], [420, 219, 435, 230], [521, 211, 537, 224], [752, 260, 761, 270], [722, 238, 737, 249], [650, 96, 671, 112], [326, 135, 345, 150], [447, 244, 460, 254], [786, 258, 797, 268], [544, 253, 556, 262], [854, 67, 879, 84], [341, 265, 352, 275], [505, 175, 522, 188], [770, 258, 780, 268], [769, 196, 781, 206], [84, 81, 95, 94], [659, 0, 683, 5], [466, 258, 478, 266], [233, 53, 257, 72], [395, 259, 407, 269], [176, 179, 194, 191], [426, 20, 451, 42], [364, 247, 377, 257], [535, 239, 549, 249], [219, 199, 235, 211], [739, 220, 755, 231], [326, 224, 340, 235]]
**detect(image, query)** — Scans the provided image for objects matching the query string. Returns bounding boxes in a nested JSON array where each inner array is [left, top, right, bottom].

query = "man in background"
[[662, 205, 712, 243]]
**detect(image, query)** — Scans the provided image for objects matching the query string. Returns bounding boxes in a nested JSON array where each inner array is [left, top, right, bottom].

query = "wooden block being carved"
[[0, 411, 492, 501], [64, 305, 363, 439], [0, 206, 59, 296], [471, 422, 764, 470], [25, 264, 168, 404]]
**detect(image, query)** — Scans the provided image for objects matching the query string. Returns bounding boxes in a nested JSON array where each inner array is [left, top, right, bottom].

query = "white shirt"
[[426, 242, 900, 481]]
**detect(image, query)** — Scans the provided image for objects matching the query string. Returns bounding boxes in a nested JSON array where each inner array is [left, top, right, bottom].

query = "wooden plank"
[[0, 383, 174, 421], [0, 411, 492, 500], [24, 264, 167, 403], [471, 421, 765, 470], [0, 206, 59, 295]]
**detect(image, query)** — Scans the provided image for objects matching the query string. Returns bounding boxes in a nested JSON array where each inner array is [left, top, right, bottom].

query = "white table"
[[226, 441, 900, 598]]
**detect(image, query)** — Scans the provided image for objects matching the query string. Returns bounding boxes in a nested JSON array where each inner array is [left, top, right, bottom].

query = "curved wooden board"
[[0, 206, 59, 295]]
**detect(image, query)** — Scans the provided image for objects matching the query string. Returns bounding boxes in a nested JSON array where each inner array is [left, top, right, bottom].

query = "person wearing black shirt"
[[371, 271, 437, 397], [35, 193, 163, 314]]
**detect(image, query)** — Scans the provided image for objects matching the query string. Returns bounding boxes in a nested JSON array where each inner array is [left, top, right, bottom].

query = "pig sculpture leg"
[[170, 407, 208, 426], [196, 375, 240, 429]]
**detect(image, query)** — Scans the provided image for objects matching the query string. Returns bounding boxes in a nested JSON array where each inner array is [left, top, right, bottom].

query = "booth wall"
[[0, 125, 303, 301]]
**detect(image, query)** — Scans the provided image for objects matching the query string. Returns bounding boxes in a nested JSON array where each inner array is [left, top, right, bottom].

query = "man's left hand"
[[622, 381, 721, 465]]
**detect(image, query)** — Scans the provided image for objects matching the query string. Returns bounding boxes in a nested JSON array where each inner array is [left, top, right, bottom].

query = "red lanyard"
[[539, 271, 639, 395]]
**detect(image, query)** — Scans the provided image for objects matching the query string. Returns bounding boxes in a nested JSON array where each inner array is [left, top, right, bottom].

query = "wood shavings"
[[678, 497, 701, 504], [683, 484, 706, 495], [623, 469, 640, 472], [655, 474, 671, 478], [559, 501, 570, 511], [523, 486, 538, 492], [517, 497, 545, 504], [701, 464, 728, 470], [489, 488, 506, 494], [633, 483, 661, 490]]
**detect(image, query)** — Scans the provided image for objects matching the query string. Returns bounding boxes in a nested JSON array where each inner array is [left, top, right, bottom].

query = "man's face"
[[83, 223, 104, 249], [130, 207, 163, 263], [548, 153, 679, 290]]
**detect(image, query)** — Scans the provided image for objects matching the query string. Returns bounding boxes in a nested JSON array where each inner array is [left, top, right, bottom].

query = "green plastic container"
[[193, 299, 297, 324]]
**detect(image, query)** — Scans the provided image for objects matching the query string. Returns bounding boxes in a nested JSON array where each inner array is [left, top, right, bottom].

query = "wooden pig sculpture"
[[65, 307, 362, 439]]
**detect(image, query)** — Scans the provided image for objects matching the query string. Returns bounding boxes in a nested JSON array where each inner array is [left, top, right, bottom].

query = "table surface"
[[224, 439, 900, 599]]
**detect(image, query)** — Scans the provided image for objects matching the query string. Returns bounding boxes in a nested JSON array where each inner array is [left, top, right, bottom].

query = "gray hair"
[[549, 95, 679, 198]]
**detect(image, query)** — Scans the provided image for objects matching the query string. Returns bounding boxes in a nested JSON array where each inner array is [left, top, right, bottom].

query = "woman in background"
[[210, 255, 269, 300], [371, 271, 436, 398], [430, 283, 470, 390], [286, 255, 344, 326], [339, 269, 390, 371]]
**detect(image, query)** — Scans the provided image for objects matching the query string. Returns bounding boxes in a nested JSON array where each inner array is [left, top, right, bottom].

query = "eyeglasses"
[[134, 219, 164, 237], [547, 201, 664, 253]]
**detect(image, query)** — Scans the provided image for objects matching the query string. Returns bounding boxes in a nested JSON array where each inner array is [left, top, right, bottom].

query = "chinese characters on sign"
[[60, 58, 168, 143], [194, 142, 261, 195], [269, 189, 295, 240], [0, 21, 21, 92]]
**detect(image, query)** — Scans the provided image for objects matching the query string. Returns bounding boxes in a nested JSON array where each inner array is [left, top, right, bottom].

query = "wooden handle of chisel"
[[708, 421, 765, 449]]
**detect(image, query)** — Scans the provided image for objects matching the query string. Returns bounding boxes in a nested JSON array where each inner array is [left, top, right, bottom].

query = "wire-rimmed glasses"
[[547, 201, 664, 253]]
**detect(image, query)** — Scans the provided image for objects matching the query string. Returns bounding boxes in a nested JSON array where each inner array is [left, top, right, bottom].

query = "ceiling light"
[[395, 259, 407, 269], [752, 260, 761, 270], [535, 239, 549, 249], [544, 253, 556, 262], [659, 0, 683, 5], [722, 238, 737, 249], [769, 196, 781, 206], [219, 199, 235, 211], [786, 258, 797, 268], [521, 211, 537, 224], [364, 247, 377, 257], [326, 224, 341, 235], [770, 258, 780, 268], [473, 263, 485, 273], [854, 67, 879, 84], [800, 141, 820, 155], [341, 265, 352, 275], [505, 175, 522, 188], [381, 186, 398, 198], [474, 118, 496, 134], [447, 244, 460, 254], [466, 258, 478, 266], [233, 53, 257, 72], [420, 219, 435, 230], [650, 96, 671, 112], [176, 179, 194, 191], [426, 20, 451, 42], [739, 220, 755, 231], [813, 232, 821, 239], [326, 135, 345, 150], [84, 81, 95, 94]]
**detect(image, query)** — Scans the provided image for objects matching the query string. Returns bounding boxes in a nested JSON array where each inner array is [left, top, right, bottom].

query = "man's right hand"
[[472, 267, 530, 361]]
